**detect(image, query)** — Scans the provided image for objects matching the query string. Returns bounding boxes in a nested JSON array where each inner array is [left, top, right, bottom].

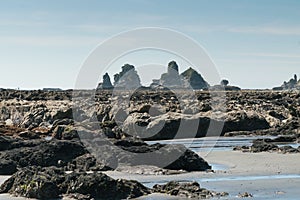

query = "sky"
[[0, 0, 300, 89]]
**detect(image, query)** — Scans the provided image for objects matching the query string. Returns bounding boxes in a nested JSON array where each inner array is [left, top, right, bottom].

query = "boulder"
[[114, 139, 211, 171], [52, 108, 73, 121], [153, 181, 228, 199], [0, 139, 86, 172], [66, 153, 112, 171], [0, 166, 151, 199], [223, 111, 270, 133], [52, 125, 79, 140], [251, 139, 278, 152]]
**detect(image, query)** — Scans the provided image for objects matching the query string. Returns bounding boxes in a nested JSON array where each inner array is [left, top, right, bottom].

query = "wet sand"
[[104, 151, 300, 199], [203, 151, 300, 176]]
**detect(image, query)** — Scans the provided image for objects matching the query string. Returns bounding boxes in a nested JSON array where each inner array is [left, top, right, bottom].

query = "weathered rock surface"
[[0, 132, 211, 174], [273, 74, 300, 90], [113, 64, 141, 89], [0, 166, 151, 199], [0, 89, 299, 139], [160, 61, 183, 88], [97, 73, 114, 90], [181, 67, 209, 90], [0, 138, 86, 175], [234, 135, 300, 153], [153, 181, 228, 199]]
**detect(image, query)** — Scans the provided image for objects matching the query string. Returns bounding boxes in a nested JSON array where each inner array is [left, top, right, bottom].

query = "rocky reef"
[[273, 74, 300, 90], [0, 166, 151, 199], [0, 166, 229, 199], [234, 135, 300, 153], [153, 181, 228, 199], [0, 88, 299, 199]]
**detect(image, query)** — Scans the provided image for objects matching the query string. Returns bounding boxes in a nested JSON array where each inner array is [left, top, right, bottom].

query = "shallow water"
[[142, 174, 300, 188], [144, 136, 300, 199], [147, 136, 278, 152], [140, 174, 300, 200]]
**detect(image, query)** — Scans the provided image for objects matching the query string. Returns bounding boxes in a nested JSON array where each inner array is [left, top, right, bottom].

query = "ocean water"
[[146, 135, 278, 152]]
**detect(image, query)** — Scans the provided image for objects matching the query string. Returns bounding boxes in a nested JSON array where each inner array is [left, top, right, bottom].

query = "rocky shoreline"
[[234, 135, 300, 153], [0, 89, 299, 199]]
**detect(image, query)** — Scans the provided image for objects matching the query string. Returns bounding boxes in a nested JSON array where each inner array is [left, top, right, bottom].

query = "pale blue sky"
[[0, 0, 300, 89]]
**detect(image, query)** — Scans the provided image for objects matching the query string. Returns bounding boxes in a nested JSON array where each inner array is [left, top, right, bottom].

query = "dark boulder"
[[0, 166, 151, 199], [153, 181, 228, 199], [223, 111, 270, 133], [251, 139, 278, 152], [52, 108, 73, 121], [115, 141, 211, 171], [52, 125, 79, 140], [0, 139, 86, 172], [63, 172, 150, 199], [0, 167, 63, 199], [0, 159, 17, 175], [66, 153, 112, 171]]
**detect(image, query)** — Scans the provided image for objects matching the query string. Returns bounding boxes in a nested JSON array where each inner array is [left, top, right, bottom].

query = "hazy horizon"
[[0, 0, 299, 90]]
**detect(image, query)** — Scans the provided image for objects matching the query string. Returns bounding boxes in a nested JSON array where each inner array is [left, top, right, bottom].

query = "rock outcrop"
[[153, 181, 228, 199], [234, 135, 300, 153], [0, 166, 151, 199], [181, 67, 209, 89], [273, 74, 300, 90], [160, 61, 183, 88], [113, 64, 141, 89], [210, 79, 241, 91], [97, 73, 114, 90], [0, 129, 211, 175]]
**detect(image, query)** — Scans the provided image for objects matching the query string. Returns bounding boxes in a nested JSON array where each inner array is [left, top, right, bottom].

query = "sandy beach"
[[204, 151, 300, 176], [103, 150, 300, 199]]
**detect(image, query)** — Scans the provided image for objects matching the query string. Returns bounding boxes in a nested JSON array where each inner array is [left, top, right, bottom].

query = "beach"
[[103, 139, 300, 199]]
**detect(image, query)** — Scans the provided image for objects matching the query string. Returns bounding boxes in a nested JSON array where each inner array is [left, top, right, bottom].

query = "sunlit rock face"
[[180, 67, 209, 90], [114, 64, 142, 89], [160, 61, 183, 89], [97, 73, 114, 90], [273, 74, 300, 90]]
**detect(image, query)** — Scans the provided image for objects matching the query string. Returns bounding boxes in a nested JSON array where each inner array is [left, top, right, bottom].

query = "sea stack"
[[160, 61, 183, 88], [97, 73, 114, 90], [113, 64, 141, 89], [180, 67, 209, 90]]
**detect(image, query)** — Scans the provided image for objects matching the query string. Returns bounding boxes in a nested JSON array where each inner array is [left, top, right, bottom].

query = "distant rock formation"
[[273, 74, 300, 90], [149, 79, 160, 89], [160, 61, 183, 88], [43, 88, 62, 91], [113, 64, 141, 89], [210, 79, 241, 91], [98, 61, 213, 90], [180, 67, 209, 89], [149, 61, 210, 90], [97, 73, 113, 90]]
